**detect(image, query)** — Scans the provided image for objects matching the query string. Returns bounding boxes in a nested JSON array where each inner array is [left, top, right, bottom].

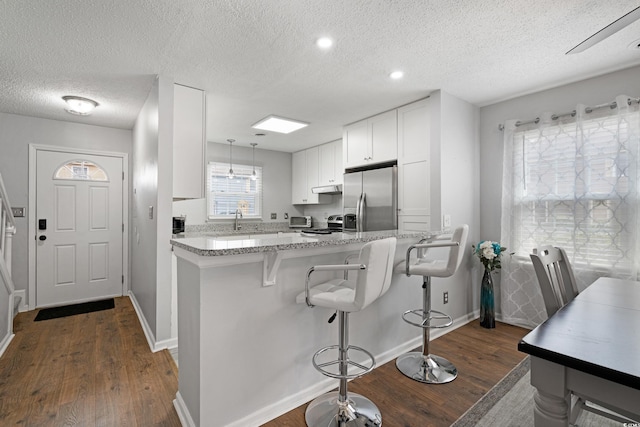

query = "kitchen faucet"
[[234, 209, 243, 230]]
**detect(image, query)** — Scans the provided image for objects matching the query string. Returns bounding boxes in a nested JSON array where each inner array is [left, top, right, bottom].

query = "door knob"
[[39, 235, 47, 241]]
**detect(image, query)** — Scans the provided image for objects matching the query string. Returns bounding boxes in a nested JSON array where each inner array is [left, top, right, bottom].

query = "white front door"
[[36, 150, 124, 307]]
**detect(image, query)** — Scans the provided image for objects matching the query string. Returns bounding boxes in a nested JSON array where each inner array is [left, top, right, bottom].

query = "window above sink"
[[207, 161, 263, 219]]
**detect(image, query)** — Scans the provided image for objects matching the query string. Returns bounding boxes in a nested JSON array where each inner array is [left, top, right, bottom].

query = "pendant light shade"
[[250, 143, 258, 181], [227, 139, 235, 179]]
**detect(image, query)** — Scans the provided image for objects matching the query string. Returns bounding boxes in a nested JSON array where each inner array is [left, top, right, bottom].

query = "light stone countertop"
[[170, 229, 432, 257]]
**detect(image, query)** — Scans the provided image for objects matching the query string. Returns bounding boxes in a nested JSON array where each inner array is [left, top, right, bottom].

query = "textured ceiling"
[[1, 1, 639, 152]]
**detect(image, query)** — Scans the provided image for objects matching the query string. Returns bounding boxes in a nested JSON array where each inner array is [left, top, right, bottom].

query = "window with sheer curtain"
[[207, 162, 262, 219], [500, 96, 639, 327]]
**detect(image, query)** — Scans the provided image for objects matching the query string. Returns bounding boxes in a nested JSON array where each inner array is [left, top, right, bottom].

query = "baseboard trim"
[[14, 289, 27, 313], [0, 332, 15, 359], [127, 291, 160, 353], [174, 392, 196, 427], [220, 312, 478, 427]]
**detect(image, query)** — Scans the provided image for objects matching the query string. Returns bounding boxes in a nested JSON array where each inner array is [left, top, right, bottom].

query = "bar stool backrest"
[[353, 237, 397, 311], [530, 245, 579, 317], [441, 224, 469, 277]]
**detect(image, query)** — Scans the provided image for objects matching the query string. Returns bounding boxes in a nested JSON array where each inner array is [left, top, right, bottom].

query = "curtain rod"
[[497, 96, 640, 131]]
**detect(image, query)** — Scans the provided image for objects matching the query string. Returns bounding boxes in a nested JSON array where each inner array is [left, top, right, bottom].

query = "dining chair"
[[530, 245, 579, 317], [530, 245, 639, 425]]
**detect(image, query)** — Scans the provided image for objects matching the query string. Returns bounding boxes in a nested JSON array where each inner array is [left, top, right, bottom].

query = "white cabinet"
[[318, 139, 343, 186], [292, 147, 331, 205], [397, 98, 431, 232], [173, 84, 206, 199], [343, 110, 397, 169]]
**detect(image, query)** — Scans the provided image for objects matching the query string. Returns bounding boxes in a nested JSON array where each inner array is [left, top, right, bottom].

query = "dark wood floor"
[[0, 299, 528, 427], [262, 321, 529, 427], [0, 296, 181, 426]]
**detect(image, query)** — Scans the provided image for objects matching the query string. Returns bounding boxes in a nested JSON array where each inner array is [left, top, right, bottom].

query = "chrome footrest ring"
[[312, 344, 376, 380], [401, 308, 453, 329]]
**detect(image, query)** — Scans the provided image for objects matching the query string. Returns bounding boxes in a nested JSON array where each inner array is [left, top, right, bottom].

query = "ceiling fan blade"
[[567, 6, 640, 54]]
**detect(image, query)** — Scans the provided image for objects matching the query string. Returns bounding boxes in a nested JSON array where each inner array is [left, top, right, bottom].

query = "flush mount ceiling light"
[[251, 115, 309, 134], [316, 37, 333, 49], [62, 95, 99, 115], [389, 71, 404, 80]]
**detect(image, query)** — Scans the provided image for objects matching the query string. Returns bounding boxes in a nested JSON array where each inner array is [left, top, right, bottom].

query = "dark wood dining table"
[[518, 277, 640, 426]]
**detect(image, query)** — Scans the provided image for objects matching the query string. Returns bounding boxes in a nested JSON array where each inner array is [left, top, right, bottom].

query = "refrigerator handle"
[[355, 193, 362, 232], [360, 193, 366, 232]]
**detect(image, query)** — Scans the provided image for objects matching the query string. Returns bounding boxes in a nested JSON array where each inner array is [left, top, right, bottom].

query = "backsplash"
[[185, 221, 291, 233]]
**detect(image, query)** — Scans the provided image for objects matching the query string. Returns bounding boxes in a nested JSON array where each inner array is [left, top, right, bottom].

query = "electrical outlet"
[[443, 291, 449, 304], [271, 213, 277, 219], [443, 214, 451, 228]]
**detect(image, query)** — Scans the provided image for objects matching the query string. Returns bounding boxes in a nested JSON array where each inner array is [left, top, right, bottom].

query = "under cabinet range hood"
[[311, 184, 342, 194]]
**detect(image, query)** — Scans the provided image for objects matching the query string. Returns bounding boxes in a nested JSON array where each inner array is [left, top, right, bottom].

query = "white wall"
[[478, 64, 640, 314], [173, 141, 302, 225], [0, 112, 132, 305], [434, 90, 480, 319], [131, 76, 175, 349]]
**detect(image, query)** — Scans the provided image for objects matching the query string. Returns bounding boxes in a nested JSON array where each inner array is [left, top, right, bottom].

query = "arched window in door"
[[53, 160, 109, 181]]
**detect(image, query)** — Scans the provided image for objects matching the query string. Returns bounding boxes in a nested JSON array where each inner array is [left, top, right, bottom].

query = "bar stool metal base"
[[396, 352, 457, 384], [305, 391, 382, 427]]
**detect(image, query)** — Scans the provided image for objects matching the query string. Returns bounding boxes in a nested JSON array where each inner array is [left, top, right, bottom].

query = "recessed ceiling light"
[[62, 96, 99, 115], [389, 71, 404, 80], [316, 37, 333, 49], [252, 115, 309, 134]]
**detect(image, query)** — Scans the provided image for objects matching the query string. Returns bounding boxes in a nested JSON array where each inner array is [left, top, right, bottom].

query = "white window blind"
[[510, 112, 638, 273], [207, 162, 262, 219]]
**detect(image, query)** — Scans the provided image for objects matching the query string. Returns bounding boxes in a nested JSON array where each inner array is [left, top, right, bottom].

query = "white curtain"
[[500, 95, 640, 328]]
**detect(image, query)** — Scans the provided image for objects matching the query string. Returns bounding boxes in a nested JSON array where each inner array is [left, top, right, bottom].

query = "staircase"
[[0, 172, 17, 357]]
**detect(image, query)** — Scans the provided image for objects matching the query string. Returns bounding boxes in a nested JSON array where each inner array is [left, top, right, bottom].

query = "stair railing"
[[0, 172, 16, 279], [0, 172, 16, 356]]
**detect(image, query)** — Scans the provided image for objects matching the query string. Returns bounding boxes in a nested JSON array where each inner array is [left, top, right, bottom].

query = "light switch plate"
[[148, 206, 154, 219], [11, 207, 25, 217]]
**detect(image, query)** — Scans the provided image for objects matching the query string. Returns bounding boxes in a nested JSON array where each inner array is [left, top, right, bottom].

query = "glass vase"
[[480, 268, 495, 329]]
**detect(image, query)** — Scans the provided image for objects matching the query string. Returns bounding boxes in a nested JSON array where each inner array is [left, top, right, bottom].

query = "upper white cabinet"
[[318, 139, 343, 186], [397, 98, 431, 232], [173, 84, 206, 199], [292, 147, 331, 205], [343, 110, 397, 169]]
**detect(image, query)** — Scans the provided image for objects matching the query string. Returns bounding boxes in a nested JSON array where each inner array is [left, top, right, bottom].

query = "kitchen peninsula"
[[170, 230, 437, 427]]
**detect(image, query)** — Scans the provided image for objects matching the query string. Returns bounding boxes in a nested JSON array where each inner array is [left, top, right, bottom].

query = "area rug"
[[34, 298, 115, 321], [452, 357, 622, 427]]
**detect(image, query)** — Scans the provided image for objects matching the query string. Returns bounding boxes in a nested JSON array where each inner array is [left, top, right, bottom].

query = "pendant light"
[[227, 139, 235, 179], [250, 143, 258, 181]]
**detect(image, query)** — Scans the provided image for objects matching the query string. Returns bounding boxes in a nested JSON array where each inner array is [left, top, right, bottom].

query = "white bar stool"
[[296, 237, 397, 427], [394, 224, 468, 384]]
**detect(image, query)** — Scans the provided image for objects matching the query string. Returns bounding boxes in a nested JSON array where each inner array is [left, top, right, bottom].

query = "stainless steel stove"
[[301, 215, 343, 235]]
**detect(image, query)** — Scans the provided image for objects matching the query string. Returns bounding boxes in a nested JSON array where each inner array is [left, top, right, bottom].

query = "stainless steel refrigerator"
[[343, 165, 397, 232]]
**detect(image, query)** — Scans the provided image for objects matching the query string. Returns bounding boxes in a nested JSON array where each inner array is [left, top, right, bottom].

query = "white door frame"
[[28, 144, 129, 311]]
